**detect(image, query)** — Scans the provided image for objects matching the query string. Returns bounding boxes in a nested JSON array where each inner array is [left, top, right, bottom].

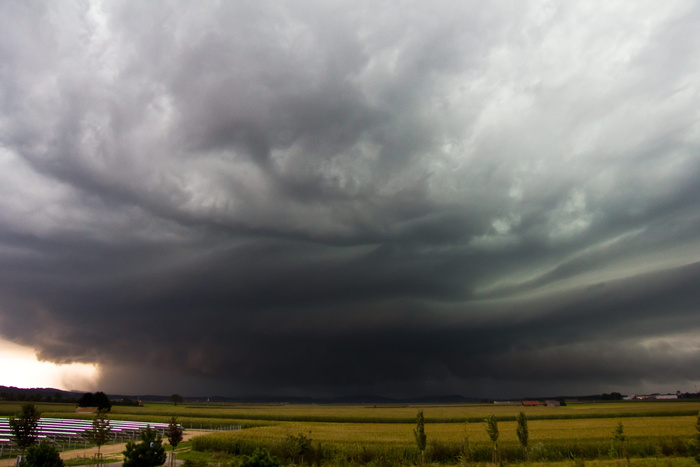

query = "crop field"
[[2, 400, 698, 424], [174, 400, 699, 465], [2, 400, 699, 465], [215, 415, 697, 445]]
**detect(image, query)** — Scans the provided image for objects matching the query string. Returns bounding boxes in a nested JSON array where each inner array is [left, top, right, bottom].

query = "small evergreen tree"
[[516, 411, 529, 461], [19, 440, 64, 467], [9, 403, 40, 452], [165, 417, 184, 467], [123, 426, 166, 467], [485, 414, 500, 463], [413, 410, 427, 463], [84, 410, 112, 463]]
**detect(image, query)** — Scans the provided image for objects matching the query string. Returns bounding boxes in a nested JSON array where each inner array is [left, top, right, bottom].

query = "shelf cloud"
[[1, 0, 699, 398]]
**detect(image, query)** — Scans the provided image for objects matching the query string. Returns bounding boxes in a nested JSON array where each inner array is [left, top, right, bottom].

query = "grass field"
[[2, 400, 699, 465]]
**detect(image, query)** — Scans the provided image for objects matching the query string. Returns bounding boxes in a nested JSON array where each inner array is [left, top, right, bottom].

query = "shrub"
[[182, 460, 208, 467], [236, 447, 280, 467], [280, 432, 317, 464], [20, 440, 64, 467]]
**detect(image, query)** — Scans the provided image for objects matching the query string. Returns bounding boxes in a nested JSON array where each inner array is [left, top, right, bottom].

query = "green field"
[[2, 400, 699, 465]]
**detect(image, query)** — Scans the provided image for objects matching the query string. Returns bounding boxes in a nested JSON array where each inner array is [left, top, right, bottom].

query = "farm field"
[[217, 415, 697, 445], [1, 400, 699, 465], [4, 400, 700, 423], [170, 400, 697, 465]]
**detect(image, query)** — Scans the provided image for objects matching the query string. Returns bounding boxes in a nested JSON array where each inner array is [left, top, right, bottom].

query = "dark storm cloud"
[[1, 0, 699, 397]]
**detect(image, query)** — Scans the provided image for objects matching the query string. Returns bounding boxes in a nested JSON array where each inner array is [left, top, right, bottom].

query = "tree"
[[123, 426, 166, 467], [84, 410, 112, 463], [516, 411, 529, 461], [413, 410, 427, 463], [164, 417, 184, 467], [612, 421, 629, 465], [169, 394, 184, 406], [485, 414, 500, 463], [77, 391, 112, 412], [77, 392, 95, 407], [94, 391, 112, 412], [9, 403, 40, 452]]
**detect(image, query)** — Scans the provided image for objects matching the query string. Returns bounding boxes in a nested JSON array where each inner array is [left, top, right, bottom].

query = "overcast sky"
[[1, 0, 699, 399]]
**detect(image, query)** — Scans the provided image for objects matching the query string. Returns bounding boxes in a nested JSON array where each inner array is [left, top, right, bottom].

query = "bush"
[[182, 460, 208, 467], [236, 447, 280, 467], [281, 432, 313, 463], [20, 440, 64, 467]]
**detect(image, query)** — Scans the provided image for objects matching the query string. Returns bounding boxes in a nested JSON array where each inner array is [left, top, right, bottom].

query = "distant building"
[[75, 406, 98, 414], [624, 394, 678, 400], [521, 400, 541, 406], [545, 400, 561, 407]]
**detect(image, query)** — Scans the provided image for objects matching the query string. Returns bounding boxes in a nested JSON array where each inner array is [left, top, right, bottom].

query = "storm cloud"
[[1, 0, 699, 398]]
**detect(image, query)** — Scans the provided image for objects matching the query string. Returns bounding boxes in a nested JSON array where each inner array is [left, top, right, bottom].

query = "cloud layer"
[[1, 0, 699, 397]]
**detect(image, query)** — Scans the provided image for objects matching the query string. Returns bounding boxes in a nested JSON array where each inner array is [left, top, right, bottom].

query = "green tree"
[[77, 392, 93, 407], [19, 440, 64, 467], [94, 391, 112, 412], [123, 426, 166, 467], [485, 414, 500, 463], [169, 394, 184, 406], [611, 421, 629, 464], [9, 403, 40, 452], [413, 410, 427, 463], [165, 417, 184, 467], [516, 411, 529, 461], [77, 391, 112, 412], [84, 410, 112, 463]]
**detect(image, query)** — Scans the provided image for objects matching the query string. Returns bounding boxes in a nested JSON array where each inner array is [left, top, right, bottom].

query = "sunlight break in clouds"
[[0, 338, 100, 391]]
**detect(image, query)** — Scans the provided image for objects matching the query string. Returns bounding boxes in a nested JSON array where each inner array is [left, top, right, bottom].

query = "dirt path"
[[0, 430, 209, 467]]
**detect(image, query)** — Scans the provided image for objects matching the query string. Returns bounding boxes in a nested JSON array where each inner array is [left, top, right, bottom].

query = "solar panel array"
[[0, 417, 172, 457]]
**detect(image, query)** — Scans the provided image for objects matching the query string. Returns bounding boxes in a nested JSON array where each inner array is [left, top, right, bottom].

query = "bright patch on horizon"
[[0, 338, 100, 391]]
